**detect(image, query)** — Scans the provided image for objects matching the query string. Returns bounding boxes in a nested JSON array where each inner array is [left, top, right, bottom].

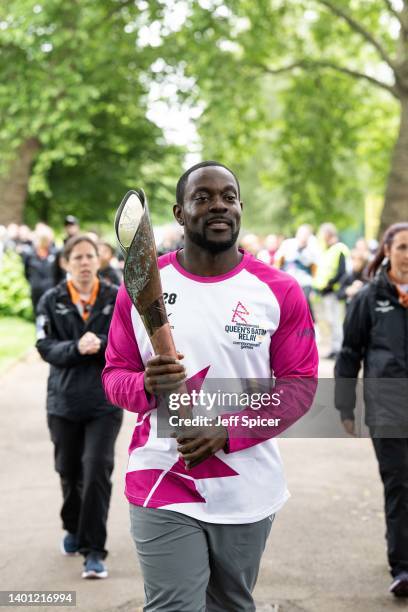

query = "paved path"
[[0, 352, 405, 611]]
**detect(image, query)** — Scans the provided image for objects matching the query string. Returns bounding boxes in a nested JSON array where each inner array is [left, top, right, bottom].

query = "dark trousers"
[[371, 437, 408, 577], [47, 411, 123, 558]]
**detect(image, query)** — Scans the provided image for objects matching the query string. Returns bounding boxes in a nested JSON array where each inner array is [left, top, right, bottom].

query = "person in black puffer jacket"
[[36, 235, 122, 580], [335, 222, 408, 598]]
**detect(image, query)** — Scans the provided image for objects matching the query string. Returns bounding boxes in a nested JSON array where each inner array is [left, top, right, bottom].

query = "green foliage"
[[0, 251, 33, 320], [0, 0, 184, 225], [150, 0, 401, 232], [1, 0, 403, 231], [274, 73, 366, 228], [0, 316, 35, 373], [25, 139, 183, 228]]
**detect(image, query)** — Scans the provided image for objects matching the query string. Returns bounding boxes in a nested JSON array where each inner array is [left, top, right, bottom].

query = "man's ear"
[[173, 203, 184, 226], [240, 200, 244, 211]]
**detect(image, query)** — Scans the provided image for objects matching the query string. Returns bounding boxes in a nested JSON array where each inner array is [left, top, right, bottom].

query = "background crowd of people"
[[0, 216, 378, 360], [1, 206, 407, 596], [0, 217, 123, 315]]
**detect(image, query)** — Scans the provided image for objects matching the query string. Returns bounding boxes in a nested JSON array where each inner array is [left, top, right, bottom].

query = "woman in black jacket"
[[36, 235, 122, 580], [335, 222, 408, 597]]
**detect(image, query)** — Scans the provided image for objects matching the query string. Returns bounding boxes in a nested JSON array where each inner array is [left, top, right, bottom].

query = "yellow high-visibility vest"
[[313, 242, 350, 291]]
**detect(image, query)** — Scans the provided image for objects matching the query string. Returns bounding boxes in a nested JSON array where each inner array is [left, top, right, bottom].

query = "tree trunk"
[[380, 96, 408, 235], [0, 138, 40, 225]]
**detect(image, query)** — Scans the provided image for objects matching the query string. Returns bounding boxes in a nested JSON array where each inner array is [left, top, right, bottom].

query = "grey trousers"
[[322, 293, 344, 352], [129, 505, 274, 612]]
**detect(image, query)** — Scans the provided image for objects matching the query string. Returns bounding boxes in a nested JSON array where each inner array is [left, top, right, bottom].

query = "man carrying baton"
[[103, 161, 318, 611]]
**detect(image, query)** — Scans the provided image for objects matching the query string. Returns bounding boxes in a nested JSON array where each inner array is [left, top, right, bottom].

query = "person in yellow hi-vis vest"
[[313, 223, 350, 359]]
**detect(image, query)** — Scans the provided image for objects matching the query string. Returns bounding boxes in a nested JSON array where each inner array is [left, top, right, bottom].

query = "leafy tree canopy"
[[148, 0, 402, 233], [0, 0, 185, 226]]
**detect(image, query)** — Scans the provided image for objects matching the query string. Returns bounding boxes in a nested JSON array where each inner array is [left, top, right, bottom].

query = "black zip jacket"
[[334, 269, 408, 430], [336, 270, 367, 301], [36, 280, 120, 421], [98, 265, 122, 286], [23, 247, 58, 309]]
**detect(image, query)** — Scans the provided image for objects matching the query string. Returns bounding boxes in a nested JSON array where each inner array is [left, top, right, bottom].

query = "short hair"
[[319, 222, 337, 237], [64, 235, 99, 260], [97, 240, 114, 255], [176, 161, 240, 206], [64, 215, 79, 225]]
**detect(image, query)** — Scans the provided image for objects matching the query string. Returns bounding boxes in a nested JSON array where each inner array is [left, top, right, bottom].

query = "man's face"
[[351, 249, 366, 273], [98, 244, 113, 266], [65, 223, 79, 238], [319, 229, 332, 247], [296, 226, 310, 248], [174, 166, 242, 253]]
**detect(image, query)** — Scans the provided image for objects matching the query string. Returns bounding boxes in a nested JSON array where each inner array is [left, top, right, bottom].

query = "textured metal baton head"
[[114, 189, 145, 254], [114, 188, 177, 358]]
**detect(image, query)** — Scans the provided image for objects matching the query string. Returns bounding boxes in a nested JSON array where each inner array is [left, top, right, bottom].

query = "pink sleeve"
[[226, 269, 318, 453], [102, 284, 156, 414], [224, 377, 318, 453], [269, 279, 318, 378]]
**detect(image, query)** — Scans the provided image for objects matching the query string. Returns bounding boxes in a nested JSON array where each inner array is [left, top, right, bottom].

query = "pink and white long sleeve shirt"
[[103, 250, 318, 524]]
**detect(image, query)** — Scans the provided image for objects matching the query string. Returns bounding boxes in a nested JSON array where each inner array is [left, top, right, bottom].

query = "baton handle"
[[150, 323, 178, 359]]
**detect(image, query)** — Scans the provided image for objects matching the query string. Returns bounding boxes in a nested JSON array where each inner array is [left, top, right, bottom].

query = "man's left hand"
[[176, 424, 228, 470]]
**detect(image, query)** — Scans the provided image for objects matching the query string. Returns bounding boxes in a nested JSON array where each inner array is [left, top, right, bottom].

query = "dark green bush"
[[0, 250, 33, 321]]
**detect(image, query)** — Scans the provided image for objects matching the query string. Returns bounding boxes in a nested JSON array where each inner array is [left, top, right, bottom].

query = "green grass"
[[0, 316, 35, 374]]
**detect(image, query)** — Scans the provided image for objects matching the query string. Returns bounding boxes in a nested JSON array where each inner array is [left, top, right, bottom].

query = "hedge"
[[0, 250, 33, 321]]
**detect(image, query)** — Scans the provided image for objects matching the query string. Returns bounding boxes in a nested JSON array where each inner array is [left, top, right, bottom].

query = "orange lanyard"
[[388, 272, 408, 309], [67, 279, 99, 320]]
